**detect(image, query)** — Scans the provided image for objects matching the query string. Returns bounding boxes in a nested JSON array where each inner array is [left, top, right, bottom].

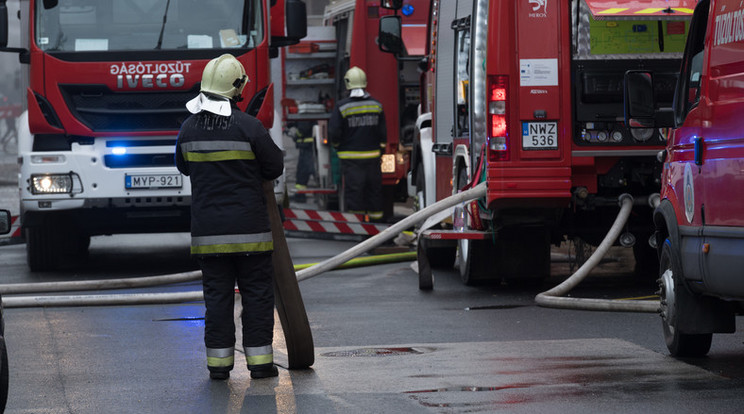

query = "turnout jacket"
[[328, 93, 387, 159], [175, 109, 283, 256]]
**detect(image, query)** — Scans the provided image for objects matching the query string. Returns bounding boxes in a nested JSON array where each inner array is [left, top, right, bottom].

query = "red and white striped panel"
[[284, 208, 368, 223], [282, 208, 388, 236], [0, 215, 22, 241], [283, 219, 387, 236]]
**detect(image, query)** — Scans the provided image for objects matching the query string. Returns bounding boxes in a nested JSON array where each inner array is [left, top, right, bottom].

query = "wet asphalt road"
[[1, 233, 744, 413]]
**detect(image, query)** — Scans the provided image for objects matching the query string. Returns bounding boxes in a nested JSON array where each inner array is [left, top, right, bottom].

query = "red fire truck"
[[381, 0, 695, 285], [287, 0, 429, 217], [0, 0, 306, 270], [627, 0, 744, 357]]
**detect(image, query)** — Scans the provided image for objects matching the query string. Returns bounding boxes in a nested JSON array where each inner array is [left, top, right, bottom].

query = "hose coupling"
[[648, 193, 661, 209], [617, 193, 634, 207]]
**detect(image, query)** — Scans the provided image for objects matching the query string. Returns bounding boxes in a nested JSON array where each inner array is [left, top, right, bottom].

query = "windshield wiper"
[[155, 0, 171, 49]]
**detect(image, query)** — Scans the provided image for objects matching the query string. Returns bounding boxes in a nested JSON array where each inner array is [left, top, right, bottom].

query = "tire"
[[0, 336, 7, 413], [659, 239, 713, 357], [26, 224, 89, 271], [26, 225, 60, 271], [457, 238, 493, 285], [633, 234, 659, 278], [414, 160, 425, 211], [417, 238, 434, 290], [454, 167, 495, 285]]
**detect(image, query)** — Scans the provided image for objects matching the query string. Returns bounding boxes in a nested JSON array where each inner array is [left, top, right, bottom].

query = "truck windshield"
[[35, 0, 263, 52]]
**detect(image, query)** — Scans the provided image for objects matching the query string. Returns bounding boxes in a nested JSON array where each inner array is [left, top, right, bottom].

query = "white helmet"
[[344, 66, 367, 90], [200, 54, 247, 100]]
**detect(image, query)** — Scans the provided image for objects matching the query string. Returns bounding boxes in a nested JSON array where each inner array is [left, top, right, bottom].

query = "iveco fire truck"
[[0, 0, 306, 270], [305, 0, 428, 217], [381, 0, 694, 285]]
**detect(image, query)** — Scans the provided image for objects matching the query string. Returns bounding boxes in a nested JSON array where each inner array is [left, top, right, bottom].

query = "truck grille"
[[59, 84, 198, 132]]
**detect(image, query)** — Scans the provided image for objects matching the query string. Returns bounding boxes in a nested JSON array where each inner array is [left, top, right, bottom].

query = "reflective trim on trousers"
[[245, 345, 273, 367], [191, 241, 273, 255], [337, 150, 380, 159], [368, 211, 383, 220], [193, 232, 272, 247], [207, 347, 235, 368]]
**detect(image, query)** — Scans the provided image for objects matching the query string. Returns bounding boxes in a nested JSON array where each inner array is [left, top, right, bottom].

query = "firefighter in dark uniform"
[[288, 121, 315, 203], [175, 54, 284, 381], [328, 67, 387, 220]]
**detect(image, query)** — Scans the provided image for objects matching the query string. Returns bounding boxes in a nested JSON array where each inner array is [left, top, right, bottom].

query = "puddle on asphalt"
[[321, 347, 436, 357]]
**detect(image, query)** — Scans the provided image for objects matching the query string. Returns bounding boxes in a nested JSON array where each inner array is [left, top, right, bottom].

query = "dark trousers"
[[340, 158, 382, 214], [198, 253, 274, 350], [296, 145, 314, 186]]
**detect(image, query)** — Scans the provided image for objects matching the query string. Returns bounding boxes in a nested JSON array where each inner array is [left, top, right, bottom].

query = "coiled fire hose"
[[535, 193, 660, 313]]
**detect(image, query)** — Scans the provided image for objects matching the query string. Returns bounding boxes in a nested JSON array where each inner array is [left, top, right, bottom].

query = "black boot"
[[209, 369, 230, 380], [249, 363, 278, 379]]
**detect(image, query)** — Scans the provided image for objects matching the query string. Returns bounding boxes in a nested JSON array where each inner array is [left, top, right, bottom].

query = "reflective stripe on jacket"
[[329, 93, 387, 157]]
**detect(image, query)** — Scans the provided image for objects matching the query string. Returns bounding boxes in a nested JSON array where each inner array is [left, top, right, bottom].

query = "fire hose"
[[0, 182, 487, 308], [1, 185, 659, 314], [535, 193, 660, 313]]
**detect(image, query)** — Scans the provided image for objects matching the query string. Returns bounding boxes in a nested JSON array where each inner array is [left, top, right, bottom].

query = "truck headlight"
[[30, 173, 74, 194]]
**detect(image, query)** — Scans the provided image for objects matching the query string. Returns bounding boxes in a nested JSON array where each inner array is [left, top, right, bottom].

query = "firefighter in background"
[[288, 121, 315, 203], [175, 54, 284, 381], [328, 66, 387, 221]]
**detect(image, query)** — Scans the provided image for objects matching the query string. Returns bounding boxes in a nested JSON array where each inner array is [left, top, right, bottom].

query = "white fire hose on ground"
[[1, 185, 660, 313], [1, 183, 488, 308], [535, 193, 660, 313]]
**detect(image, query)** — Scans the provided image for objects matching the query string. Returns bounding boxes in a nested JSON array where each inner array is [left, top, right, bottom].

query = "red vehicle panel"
[[627, 0, 744, 357], [406, 0, 693, 285]]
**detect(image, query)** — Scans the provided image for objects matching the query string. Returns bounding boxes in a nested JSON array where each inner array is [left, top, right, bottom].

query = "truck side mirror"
[[378, 15, 404, 55], [624, 71, 656, 128], [418, 56, 429, 72], [285, 0, 307, 42], [381, 0, 403, 10], [0, 210, 10, 235]]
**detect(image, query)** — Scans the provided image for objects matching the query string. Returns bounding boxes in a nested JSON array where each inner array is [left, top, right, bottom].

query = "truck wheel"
[[633, 235, 658, 279], [454, 167, 493, 285], [659, 239, 712, 357], [457, 239, 493, 285], [26, 225, 61, 271], [414, 160, 425, 211]]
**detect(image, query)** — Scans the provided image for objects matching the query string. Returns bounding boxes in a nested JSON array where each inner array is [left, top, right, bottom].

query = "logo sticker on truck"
[[528, 0, 547, 17], [110, 61, 193, 89], [713, 6, 744, 46], [684, 163, 695, 223]]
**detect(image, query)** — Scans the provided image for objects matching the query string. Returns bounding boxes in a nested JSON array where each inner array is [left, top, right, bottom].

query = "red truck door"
[[697, 0, 744, 294]]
